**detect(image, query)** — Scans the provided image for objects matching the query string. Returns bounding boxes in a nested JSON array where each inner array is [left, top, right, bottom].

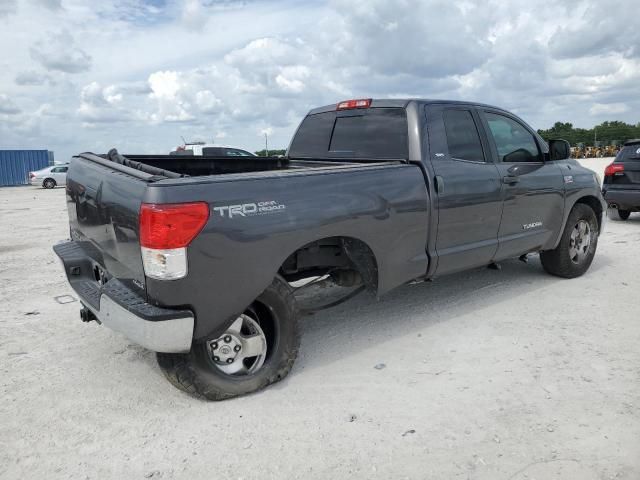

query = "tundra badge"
[[522, 221, 542, 230]]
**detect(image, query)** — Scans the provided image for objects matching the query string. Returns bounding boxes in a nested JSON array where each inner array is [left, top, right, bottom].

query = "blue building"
[[0, 150, 53, 186]]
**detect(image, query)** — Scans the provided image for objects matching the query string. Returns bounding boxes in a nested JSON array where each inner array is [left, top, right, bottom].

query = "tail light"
[[336, 98, 371, 110], [29, 172, 35, 179], [139, 202, 209, 280], [604, 163, 624, 177]]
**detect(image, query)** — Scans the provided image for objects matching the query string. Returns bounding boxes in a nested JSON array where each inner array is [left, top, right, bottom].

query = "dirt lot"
[[1, 158, 639, 479]]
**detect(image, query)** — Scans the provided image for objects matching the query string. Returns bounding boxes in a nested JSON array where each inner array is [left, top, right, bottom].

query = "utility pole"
[[264, 132, 269, 157], [594, 126, 597, 146]]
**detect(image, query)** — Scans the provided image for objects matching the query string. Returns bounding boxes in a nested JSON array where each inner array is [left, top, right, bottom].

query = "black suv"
[[603, 139, 640, 220]]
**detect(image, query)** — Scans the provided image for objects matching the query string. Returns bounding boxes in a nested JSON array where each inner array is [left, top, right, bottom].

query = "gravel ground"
[[1, 158, 639, 480]]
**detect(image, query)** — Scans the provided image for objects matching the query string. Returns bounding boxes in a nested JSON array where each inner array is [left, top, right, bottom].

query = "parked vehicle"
[[603, 139, 640, 220], [54, 98, 605, 400], [30, 164, 68, 189], [171, 142, 256, 157]]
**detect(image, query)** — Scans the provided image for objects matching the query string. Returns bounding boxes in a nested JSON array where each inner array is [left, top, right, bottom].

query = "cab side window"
[[485, 113, 542, 163], [443, 109, 485, 162]]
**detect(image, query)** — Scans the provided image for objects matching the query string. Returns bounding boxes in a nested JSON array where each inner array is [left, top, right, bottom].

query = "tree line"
[[254, 149, 286, 157], [537, 121, 640, 147]]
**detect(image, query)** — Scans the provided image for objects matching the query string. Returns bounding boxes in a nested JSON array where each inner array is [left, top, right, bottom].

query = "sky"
[[0, 0, 639, 161]]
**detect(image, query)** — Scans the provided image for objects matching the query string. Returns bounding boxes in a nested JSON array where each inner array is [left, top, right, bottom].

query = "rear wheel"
[[608, 208, 631, 221], [43, 178, 56, 189], [157, 275, 300, 400], [540, 204, 598, 278]]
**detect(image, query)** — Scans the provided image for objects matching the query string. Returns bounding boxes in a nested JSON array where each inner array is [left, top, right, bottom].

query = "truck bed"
[[63, 150, 422, 325], [86, 149, 372, 180]]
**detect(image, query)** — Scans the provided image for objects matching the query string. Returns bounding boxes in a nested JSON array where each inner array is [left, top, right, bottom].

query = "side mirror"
[[548, 139, 571, 161]]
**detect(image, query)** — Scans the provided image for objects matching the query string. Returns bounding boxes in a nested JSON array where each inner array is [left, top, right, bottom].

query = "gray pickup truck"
[[54, 98, 605, 400]]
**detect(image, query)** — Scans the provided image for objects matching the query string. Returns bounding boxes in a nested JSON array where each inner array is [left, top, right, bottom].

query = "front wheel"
[[540, 204, 598, 279], [157, 275, 300, 400]]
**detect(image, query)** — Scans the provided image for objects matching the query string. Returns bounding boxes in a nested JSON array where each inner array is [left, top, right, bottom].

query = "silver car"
[[29, 165, 68, 189]]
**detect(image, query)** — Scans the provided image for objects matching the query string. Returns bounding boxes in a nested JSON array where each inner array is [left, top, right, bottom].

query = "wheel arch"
[[573, 195, 604, 232], [277, 235, 380, 294], [550, 194, 604, 250]]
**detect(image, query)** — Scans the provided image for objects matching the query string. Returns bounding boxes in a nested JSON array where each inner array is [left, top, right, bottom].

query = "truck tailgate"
[[65, 156, 148, 298]]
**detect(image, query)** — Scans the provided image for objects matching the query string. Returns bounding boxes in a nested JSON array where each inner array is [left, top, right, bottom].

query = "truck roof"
[[308, 98, 508, 115]]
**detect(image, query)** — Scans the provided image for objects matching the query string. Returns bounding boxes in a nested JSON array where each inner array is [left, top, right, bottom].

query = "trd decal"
[[213, 201, 286, 219]]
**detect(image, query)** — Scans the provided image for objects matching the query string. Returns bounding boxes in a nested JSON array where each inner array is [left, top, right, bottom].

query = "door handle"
[[435, 175, 444, 194], [502, 175, 520, 185]]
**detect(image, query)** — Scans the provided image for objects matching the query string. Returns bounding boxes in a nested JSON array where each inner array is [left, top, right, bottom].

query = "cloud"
[[549, 1, 640, 59], [589, 103, 630, 116], [30, 30, 92, 73], [31, 0, 63, 11], [0, 0, 17, 17], [15, 70, 52, 86], [275, 66, 310, 93], [148, 71, 182, 100], [2, 0, 640, 162], [324, 0, 492, 79], [35, 103, 56, 117], [147, 70, 195, 123], [0, 94, 21, 114], [195, 90, 222, 113], [77, 82, 131, 123], [224, 37, 305, 68], [181, 0, 208, 30]]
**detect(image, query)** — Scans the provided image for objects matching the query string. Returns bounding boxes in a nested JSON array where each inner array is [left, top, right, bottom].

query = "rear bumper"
[[603, 188, 640, 211], [53, 241, 194, 353]]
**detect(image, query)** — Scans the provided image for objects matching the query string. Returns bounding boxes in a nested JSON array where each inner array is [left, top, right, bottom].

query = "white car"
[[29, 164, 68, 189], [171, 143, 256, 156]]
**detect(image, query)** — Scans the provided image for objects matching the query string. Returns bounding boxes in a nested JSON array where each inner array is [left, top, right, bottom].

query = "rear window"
[[288, 108, 408, 159], [617, 144, 640, 161]]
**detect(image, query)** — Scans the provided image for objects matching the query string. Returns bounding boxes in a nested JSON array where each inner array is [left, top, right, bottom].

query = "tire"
[[157, 275, 300, 400], [540, 204, 598, 279], [43, 178, 56, 189], [608, 208, 630, 221]]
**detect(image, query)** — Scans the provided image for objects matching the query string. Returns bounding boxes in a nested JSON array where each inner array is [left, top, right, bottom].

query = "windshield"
[[288, 108, 408, 160]]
